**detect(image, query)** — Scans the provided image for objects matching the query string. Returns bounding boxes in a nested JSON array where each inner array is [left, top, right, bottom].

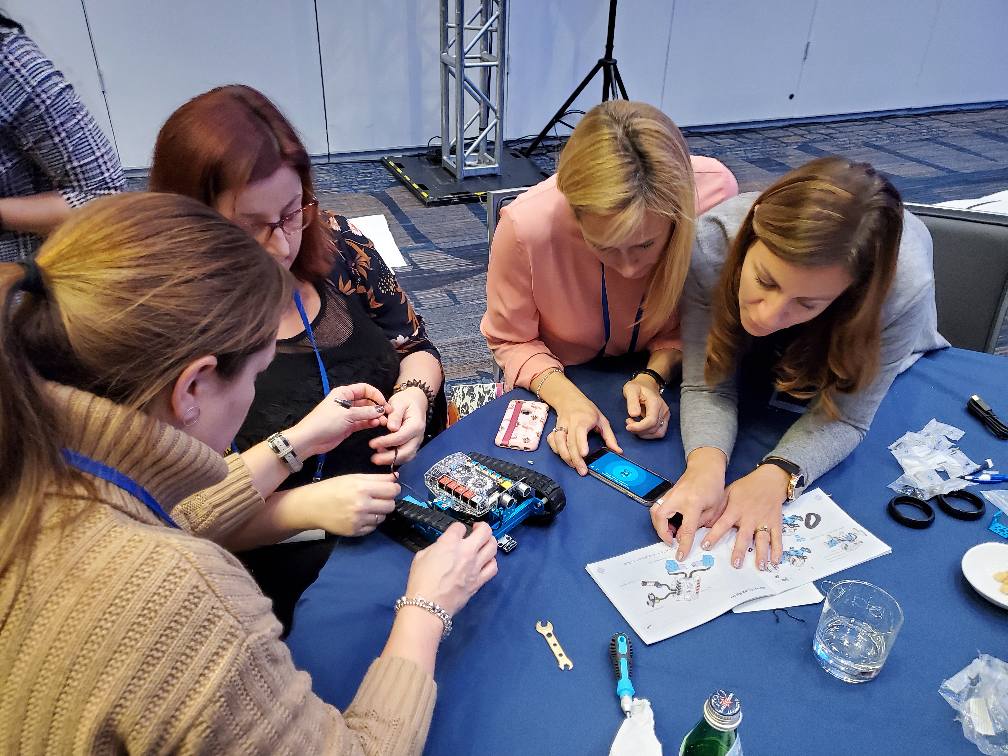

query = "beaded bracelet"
[[393, 378, 436, 421], [393, 595, 453, 639]]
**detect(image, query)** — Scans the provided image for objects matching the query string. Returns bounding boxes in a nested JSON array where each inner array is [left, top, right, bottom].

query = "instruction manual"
[[586, 489, 890, 644]]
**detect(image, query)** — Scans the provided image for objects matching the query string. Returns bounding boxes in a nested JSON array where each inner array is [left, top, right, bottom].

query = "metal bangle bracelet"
[[887, 495, 935, 529], [935, 490, 985, 521]]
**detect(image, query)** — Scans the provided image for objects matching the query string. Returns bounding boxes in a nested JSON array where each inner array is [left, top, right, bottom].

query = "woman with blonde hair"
[[481, 100, 737, 474], [651, 157, 947, 572], [0, 192, 497, 754]]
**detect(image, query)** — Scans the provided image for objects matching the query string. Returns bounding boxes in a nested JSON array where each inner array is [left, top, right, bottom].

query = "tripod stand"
[[522, 0, 629, 157]]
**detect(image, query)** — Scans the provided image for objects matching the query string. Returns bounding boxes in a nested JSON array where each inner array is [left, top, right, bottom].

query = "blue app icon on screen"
[[587, 451, 664, 498]]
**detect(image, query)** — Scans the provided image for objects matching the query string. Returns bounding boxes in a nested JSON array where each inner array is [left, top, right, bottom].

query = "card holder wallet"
[[495, 399, 550, 451]]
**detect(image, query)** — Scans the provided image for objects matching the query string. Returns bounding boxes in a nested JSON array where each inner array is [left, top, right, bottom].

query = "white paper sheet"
[[347, 214, 407, 268], [732, 582, 824, 613], [586, 489, 890, 644], [932, 190, 1008, 216]]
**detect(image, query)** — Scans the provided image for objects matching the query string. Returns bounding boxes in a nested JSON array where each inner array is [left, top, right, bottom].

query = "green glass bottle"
[[679, 689, 743, 756]]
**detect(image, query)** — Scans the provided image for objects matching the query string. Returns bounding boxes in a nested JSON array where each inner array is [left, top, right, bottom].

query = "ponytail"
[[0, 261, 68, 581]]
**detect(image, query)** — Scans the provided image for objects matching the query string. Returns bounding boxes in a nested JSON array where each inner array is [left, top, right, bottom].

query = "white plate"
[[961, 542, 1008, 610]]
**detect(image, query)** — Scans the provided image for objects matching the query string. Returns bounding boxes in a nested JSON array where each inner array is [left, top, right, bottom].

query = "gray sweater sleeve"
[[678, 197, 948, 484], [679, 208, 741, 461]]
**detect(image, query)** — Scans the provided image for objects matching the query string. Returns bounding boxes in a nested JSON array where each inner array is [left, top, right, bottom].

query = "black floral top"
[[235, 213, 443, 485], [327, 212, 438, 358]]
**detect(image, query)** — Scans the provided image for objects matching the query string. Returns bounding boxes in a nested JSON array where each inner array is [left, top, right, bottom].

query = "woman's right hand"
[[306, 473, 400, 536], [547, 384, 622, 476], [288, 383, 390, 458], [405, 522, 498, 616], [650, 447, 728, 559]]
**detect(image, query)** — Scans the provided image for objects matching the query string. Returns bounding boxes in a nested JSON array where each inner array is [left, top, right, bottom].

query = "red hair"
[[149, 85, 333, 283]]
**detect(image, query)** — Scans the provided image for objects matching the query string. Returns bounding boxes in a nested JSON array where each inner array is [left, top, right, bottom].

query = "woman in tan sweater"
[[0, 193, 498, 754]]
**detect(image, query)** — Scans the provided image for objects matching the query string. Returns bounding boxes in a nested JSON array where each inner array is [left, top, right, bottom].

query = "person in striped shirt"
[[0, 14, 124, 261]]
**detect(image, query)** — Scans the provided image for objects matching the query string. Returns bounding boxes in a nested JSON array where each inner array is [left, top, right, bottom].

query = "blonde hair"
[[556, 100, 695, 335], [705, 157, 903, 418], [0, 192, 291, 580]]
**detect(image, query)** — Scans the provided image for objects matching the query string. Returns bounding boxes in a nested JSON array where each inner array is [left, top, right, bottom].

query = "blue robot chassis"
[[384, 452, 566, 553]]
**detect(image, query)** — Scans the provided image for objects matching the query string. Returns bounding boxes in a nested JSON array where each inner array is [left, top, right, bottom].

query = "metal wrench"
[[535, 620, 573, 670]]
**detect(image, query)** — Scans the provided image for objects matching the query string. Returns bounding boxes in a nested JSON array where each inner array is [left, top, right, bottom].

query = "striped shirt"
[[0, 30, 124, 261]]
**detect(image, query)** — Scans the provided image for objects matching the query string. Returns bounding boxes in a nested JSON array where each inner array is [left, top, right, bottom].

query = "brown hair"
[[149, 84, 333, 283], [0, 192, 291, 579], [705, 157, 903, 417], [556, 100, 695, 336]]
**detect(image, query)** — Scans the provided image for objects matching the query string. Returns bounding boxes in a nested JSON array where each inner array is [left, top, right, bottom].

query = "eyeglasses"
[[241, 199, 318, 245]]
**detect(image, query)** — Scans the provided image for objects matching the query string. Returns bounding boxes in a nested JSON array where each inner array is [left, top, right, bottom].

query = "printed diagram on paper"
[[586, 489, 890, 644]]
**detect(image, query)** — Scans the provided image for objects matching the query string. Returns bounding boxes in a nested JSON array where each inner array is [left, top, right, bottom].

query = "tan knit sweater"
[[0, 384, 436, 755]]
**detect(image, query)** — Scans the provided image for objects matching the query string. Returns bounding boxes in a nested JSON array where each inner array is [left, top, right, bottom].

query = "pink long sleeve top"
[[481, 156, 739, 390]]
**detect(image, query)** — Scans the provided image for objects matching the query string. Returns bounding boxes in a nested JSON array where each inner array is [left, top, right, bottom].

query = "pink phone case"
[[495, 399, 550, 451]]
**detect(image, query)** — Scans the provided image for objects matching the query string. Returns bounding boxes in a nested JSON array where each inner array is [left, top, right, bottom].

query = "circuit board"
[[424, 451, 535, 519]]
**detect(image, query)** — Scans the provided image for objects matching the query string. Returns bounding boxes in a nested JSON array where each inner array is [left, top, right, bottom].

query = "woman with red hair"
[[151, 85, 446, 629]]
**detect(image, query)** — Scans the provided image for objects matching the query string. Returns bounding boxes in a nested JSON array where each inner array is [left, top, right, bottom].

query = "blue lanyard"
[[293, 289, 329, 482], [63, 448, 179, 528], [598, 265, 645, 359]]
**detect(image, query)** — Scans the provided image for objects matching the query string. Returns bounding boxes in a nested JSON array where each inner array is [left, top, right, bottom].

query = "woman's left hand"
[[701, 464, 791, 571], [623, 376, 670, 440], [370, 387, 428, 466]]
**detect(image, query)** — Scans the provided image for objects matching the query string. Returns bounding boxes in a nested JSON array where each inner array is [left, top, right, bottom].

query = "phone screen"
[[587, 450, 670, 501]]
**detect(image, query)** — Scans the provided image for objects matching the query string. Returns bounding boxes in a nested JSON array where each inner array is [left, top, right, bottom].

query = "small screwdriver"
[[609, 632, 636, 717]]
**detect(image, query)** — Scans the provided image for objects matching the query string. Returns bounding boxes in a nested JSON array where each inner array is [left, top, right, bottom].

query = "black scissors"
[[887, 489, 985, 529]]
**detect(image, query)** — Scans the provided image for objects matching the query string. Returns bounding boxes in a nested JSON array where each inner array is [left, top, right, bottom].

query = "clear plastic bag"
[[940, 654, 1008, 755]]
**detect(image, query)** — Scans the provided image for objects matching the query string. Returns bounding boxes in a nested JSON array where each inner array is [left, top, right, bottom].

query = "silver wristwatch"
[[266, 432, 303, 473]]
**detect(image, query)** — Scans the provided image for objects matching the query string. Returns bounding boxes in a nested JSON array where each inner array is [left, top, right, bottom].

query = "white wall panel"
[[916, 0, 1008, 107], [12, 1, 1007, 166], [6, 0, 115, 145], [317, 1, 440, 153], [795, 0, 940, 116], [505, 0, 673, 139], [83, 0, 327, 168], [662, 0, 815, 125]]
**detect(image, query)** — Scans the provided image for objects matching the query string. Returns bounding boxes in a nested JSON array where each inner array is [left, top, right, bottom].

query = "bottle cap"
[[703, 689, 742, 731]]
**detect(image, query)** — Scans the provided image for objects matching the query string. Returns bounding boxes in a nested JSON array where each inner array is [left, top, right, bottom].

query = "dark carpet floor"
[[130, 105, 1008, 385]]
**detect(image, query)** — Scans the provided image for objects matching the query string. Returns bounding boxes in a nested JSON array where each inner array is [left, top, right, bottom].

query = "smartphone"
[[583, 448, 672, 506]]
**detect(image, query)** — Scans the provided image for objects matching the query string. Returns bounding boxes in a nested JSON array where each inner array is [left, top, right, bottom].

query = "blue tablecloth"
[[287, 348, 1008, 755]]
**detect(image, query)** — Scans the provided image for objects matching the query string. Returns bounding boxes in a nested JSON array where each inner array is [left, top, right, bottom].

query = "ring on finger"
[[755, 525, 771, 535]]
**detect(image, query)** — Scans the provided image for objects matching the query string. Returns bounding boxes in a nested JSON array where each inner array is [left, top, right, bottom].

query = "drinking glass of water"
[[813, 580, 903, 683]]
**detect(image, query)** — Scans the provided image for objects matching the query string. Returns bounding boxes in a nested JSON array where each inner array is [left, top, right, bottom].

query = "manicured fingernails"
[[676, 550, 684, 561], [759, 560, 766, 571], [732, 556, 741, 569], [702, 540, 711, 550]]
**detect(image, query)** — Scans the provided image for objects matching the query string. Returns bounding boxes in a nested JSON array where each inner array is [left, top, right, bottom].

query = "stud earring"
[[182, 406, 201, 427]]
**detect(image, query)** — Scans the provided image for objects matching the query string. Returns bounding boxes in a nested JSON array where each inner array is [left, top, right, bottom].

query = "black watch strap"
[[759, 455, 805, 501], [631, 368, 666, 393]]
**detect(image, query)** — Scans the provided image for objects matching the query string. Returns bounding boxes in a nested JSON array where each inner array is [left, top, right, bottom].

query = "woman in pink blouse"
[[481, 101, 737, 474]]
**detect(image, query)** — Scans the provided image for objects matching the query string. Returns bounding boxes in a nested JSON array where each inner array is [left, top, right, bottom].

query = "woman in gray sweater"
[[651, 157, 947, 571]]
